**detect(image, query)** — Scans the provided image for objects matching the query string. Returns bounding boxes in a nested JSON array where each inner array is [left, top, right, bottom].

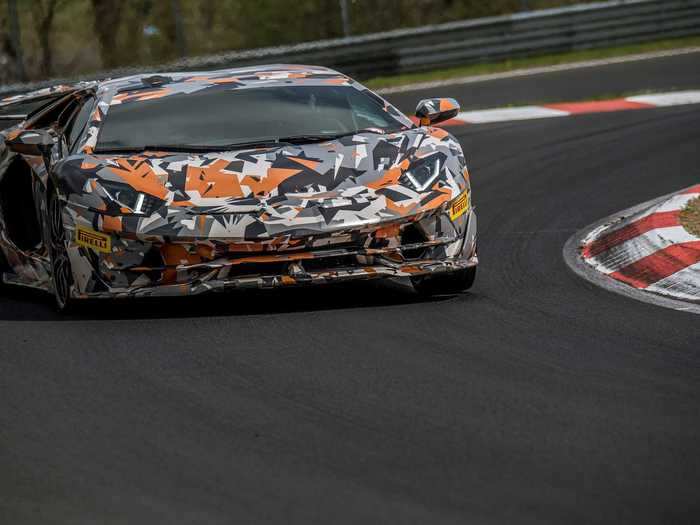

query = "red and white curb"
[[429, 90, 700, 126], [569, 185, 700, 310]]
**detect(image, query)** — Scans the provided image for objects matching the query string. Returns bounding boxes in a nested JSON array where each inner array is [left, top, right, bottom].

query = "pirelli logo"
[[450, 190, 470, 221], [75, 226, 111, 254]]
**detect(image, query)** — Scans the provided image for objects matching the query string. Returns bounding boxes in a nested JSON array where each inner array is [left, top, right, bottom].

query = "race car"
[[0, 64, 477, 311]]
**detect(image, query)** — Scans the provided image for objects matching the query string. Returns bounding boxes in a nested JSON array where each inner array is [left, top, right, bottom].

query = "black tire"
[[411, 265, 477, 296], [47, 190, 75, 312]]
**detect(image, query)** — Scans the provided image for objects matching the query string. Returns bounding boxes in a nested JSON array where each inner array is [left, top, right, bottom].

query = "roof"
[[99, 64, 344, 93]]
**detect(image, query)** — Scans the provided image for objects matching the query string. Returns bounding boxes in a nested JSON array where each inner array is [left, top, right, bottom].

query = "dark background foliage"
[[0, 0, 594, 83]]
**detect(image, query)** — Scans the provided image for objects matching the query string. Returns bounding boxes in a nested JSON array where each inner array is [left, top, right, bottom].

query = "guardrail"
[[1, 0, 699, 96]]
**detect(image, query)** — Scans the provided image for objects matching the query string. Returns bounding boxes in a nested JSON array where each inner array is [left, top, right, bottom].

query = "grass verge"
[[680, 195, 700, 238], [365, 35, 700, 90]]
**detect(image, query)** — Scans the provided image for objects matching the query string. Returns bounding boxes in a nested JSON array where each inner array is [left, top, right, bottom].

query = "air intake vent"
[[400, 224, 428, 260]]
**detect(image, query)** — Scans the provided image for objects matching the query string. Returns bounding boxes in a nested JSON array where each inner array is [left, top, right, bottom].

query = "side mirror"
[[415, 98, 460, 126], [4, 129, 57, 156]]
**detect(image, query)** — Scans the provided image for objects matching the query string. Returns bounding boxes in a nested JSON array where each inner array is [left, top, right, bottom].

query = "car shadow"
[[0, 278, 455, 322]]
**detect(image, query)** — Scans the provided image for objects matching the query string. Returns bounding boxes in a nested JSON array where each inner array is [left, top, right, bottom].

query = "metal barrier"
[[1, 0, 699, 96]]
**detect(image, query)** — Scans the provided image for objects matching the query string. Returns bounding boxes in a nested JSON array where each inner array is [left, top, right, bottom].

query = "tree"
[[90, 0, 123, 69], [5, 0, 26, 80], [31, 0, 62, 76]]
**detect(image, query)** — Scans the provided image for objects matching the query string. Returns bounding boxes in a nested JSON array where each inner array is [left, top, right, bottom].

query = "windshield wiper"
[[94, 144, 227, 154], [94, 145, 201, 154], [93, 130, 394, 154], [277, 135, 338, 144], [278, 129, 388, 144], [219, 138, 294, 150], [337, 128, 389, 137]]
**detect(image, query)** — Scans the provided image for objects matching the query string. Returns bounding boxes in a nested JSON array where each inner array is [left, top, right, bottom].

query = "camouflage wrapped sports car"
[[0, 65, 477, 310]]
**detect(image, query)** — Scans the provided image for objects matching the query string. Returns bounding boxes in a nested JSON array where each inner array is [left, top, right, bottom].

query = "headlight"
[[98, 180, 162, 215], [402, 155, 442, 192]]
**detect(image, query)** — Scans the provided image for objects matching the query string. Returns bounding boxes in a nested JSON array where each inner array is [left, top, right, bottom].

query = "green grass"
[[681, 195, 700, 238], [365, 35, 700, 90]]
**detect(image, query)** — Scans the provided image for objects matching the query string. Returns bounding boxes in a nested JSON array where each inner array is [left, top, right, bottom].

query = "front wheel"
[[47, 191, 75, 312], [411, 265, 476, 296]]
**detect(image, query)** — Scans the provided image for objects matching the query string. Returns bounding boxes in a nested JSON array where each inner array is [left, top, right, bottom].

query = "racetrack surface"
[[386, 49, 700, 112], [2, 76, 700, 523]]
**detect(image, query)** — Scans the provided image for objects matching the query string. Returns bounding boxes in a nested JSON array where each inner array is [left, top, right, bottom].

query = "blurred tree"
[[234, 0, 340, 48], [31, 0, 62, 76], [5, 0, 25, 80], [116, 0, 151, 65], [170, 0, 186, 57], [339, 0, 350, 36], [90, 0, 123, 68]]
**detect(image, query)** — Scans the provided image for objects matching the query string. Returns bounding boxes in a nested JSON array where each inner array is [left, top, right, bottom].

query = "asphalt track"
[[1, 57, 700, 524], [387, 49, 700, 111]]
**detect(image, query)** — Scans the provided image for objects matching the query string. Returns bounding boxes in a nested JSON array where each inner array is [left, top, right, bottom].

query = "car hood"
[[60, 127, 468, 239]]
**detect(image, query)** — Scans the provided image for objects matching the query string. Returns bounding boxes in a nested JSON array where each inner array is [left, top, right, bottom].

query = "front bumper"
[[79, 254, 478, 299], [63, 205, 477, 299]]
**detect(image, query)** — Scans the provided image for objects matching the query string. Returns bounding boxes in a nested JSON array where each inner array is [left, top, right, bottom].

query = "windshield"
[[95, 85, 408, 151]]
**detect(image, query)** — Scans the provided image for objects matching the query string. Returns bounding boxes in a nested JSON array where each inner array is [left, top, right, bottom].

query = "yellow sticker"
[[450, 190, 470, 221], [75, 226, 111, 253]]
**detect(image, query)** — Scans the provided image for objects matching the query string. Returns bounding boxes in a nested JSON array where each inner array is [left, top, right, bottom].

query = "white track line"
[[455, 106, 568, 123], [627, 91, 700, 106]]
